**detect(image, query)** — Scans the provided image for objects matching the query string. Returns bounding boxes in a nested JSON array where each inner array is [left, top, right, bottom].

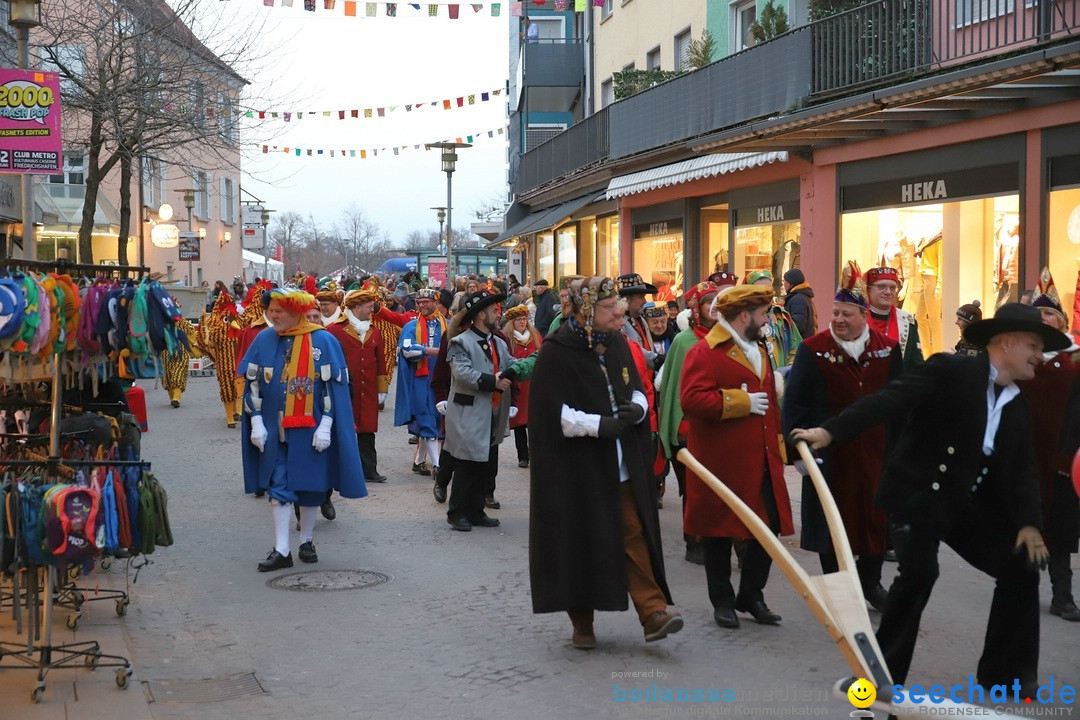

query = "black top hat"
[[962, 302, 1070, 351], [616, 273, 658, 296], [460, 289, 506, 327]]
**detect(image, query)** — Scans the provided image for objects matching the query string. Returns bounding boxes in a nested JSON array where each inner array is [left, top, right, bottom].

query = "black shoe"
[[864, 583, 889, 612], [518, 459, 529, 468], [227, 422, 236, 429], [253, 489, 266, 498], [469, 513, 500, 528], [234, 413, 241, 422], [320, 500, 336, 521], [433, 482, 447, 504], [379, 401, 385, 411], [170, 400, 180, 408], [448, 516, 472, 532], [1050, 594, 1080, 621], [257, 549, 293, 572], [484, 496, 501, 510], [412, 462, 431, 476], [734, 599, 781, 625], [367, 474, 387, 483], [713, 607, 740, 628], [298, 541, 318, 564], [884, 548, 898, 562], [408, 435, 419, 445]]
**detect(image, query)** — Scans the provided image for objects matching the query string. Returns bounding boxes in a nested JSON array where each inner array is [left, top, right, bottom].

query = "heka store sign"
[[0, 69, 62, 174]]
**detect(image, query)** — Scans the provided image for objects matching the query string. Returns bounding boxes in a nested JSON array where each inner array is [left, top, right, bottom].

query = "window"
[[217, 92, 237, 144], [45, 45, 84, 96], [646, 46, 661, 71], [141, 157, 167, 208], [955, 0, 1015, 26], [674, 28, 693, 71], [600, 78, 614, 108], [220, 177, 236, 225], [732, 1, 757, 52], [191, 82, 205, 130], [49, 152, 85, 185], [601, 0, 613, 19], [193, 170, 210, 220], [531, 16, 564, 41]]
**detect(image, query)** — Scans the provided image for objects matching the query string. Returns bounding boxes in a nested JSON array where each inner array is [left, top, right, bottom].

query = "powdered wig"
[[268, 288, 316, 315]]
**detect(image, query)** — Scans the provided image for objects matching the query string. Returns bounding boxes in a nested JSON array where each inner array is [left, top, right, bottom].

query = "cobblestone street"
[[2, 373, 1077, 720]]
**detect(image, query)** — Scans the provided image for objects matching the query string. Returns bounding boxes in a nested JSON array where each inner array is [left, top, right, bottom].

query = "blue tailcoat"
[[239, 327, 367, 499], [393, 317, 444, 438]]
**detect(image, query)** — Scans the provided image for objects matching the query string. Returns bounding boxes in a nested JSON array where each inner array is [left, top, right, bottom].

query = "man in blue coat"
[[240, 288, 366, 572], [394, 288, 446, 476]]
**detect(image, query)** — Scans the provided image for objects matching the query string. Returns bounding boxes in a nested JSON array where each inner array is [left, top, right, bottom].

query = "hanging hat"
[[502, 304, 530, 324], [643, 301, 666, 319], [963, 302, 1070, 351], [344, 288, 380, 307], [955, 299, 982, 324], [616, 273, 658, 296], [459, 289, 505, 327], [834, 261, 868, 309], [1031, 267, 1067, 328], [416, 288, 439, 301], [0, 277, 26, 343], [707, 271, 738, 289], [865, 266, 901, 288], [746, 269, 773, 285], [712, 285, 774, 316], [682, 281, 718, 317]]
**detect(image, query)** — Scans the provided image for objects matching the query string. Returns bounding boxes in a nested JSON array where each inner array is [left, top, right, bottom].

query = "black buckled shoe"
[[864, 583, 889, 612], [1050, 594, 1080, 621], [320, 500, 336, 521], [257, 549, 293, 572], [298, 541, 318, 564], [412, 462, 431, 476], [734, 599, 781, 625], [469, 514, 500, 528], [433, 481, 447, 504], [713, 607, 740, 629], [448, 516, 472, 532]]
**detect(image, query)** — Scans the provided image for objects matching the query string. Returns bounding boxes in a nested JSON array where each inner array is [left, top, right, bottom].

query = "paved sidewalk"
[[1, 372, 1077, 720]]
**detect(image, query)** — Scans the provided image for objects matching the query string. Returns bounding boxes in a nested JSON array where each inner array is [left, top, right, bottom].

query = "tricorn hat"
[[962, 302, 1070, 351]]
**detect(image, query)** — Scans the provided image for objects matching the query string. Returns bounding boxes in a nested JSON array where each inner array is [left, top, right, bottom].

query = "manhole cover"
[[144, 671, 266, 703], [266, 569, 392, 591]]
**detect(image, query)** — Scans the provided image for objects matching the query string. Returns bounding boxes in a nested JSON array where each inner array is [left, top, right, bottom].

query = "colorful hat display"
[[643, 301, 666, 319], [682, 281, 718, 316], [707, 271, 738, 289], [616, 273, 658, 296], [865, 266, 901, 287], [956, 299, 982, 324], [459, 289, 505, 326], [963, 302, 1070, 351], [712, 285, 774, 315], [1031, 267, 1067, 327], [0, 276, 27, 343], [834, 261, 868, 309]]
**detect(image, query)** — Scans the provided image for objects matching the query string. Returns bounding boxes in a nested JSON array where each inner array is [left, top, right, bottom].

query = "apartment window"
[[220, 177, 236, 225], [956, 0, 1015, 25], [191, 81, 205, 130], [141, 156, 167, 208], [646, 46, 661, 71], [732, 0, 757, 52], [601, 0, 613, 19], [193, 170, 210, 220], [217, 92, 237, 144], [48, 152, 85, 185], [600, 78, 614, 108], [531, 16, 564, 41], [674, 27, 693, 71], [45, 44, 84, 96]]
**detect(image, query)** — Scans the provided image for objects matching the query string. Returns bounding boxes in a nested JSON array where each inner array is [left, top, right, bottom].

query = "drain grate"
[[144, 671, 267, 703], [266, 569, 392, 592]]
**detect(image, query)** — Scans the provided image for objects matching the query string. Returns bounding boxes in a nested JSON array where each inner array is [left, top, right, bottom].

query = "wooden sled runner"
[[677, 443, 1020, 719]]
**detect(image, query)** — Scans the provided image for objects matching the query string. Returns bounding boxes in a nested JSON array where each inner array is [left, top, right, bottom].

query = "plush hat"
[[963, 302, 1070, 351], [1031, 267, 1067, 328], [682, 281, 718, 317], [393, 282, 408, 299], [783, 268, 806, 287], [535, 279, 549, 288], [438, 288, 455, 310], [416, 288, 439, 301], [707, 271, 738, 289], [302, 276, 318, 295], [865, 266, 901, 287], [834, 261, 868, 309], [616, 273, 658, 296], [343, 288, 380, 307], [956, 299, 983, 324], [712, 285, 774, 316], [643, 301, 666, 319], [746, 269, 773, 286], [459, 289, 505, 327], [315, 286, 343, 304], [502, 304, 530, 323], [558, 275, 586, 291], [267, 288, 316, 315]]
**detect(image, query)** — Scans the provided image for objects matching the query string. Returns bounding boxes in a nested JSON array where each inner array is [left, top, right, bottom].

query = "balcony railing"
[[812, 0, 1079, 96], [514, 105, 610, 195]]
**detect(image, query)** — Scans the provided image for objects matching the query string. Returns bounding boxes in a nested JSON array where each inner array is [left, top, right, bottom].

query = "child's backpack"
[[41, 484, 103, 562]]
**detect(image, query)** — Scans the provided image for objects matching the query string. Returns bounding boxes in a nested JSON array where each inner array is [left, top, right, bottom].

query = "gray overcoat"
[[444, 326, 512, 462]]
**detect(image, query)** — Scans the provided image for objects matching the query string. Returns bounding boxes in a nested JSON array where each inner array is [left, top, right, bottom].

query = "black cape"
[[528, 322, 672, 614]]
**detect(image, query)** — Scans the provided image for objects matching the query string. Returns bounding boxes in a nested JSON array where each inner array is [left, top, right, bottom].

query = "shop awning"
[[605, 152, 789, 199], [486, 192, 604, 248]]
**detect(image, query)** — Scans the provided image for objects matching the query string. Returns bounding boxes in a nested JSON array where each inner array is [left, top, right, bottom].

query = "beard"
[[745, 321, 763, 342]]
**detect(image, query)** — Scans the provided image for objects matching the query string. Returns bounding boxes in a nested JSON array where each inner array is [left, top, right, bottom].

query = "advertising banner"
[[178, 231, 201, 261], [0, 69, 62, 174], [427, 256, 447, 288]]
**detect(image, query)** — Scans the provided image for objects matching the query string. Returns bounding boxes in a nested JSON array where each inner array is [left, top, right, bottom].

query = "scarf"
[[279, 320, 323, 429], [568, 315, 611, 351], [513, 328, 532, 344], [718, 316, 763, 377], [346, 308, 371, 341], [633, 315, 653, 352], [868, 306, 899, 342], [830, 323, 870, 361], [413, 311, 446, 377], [321, 306, 342, 326]]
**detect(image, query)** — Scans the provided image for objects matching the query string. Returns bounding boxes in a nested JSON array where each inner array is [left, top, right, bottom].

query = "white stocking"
[[424, 438, 441, 469], [299, 506, 317, 543], [271, 501, 291, 556]]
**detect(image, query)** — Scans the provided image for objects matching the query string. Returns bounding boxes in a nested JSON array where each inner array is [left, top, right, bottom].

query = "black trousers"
[[877, 506, 1040, 690], [819, 552, 885, 593], [448, 445, 497, 522], [357, 432, 379, 479], [513, 426, 529, 462], [436, 448, 456, 489]]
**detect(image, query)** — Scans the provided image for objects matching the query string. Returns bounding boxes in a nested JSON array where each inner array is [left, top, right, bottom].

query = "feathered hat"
[[267, 288, 316, 315], [834, 261, 868, 309], [1031, 267, 1067, 329]]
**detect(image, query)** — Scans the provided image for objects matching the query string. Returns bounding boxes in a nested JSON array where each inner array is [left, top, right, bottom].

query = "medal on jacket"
[[264, 367, 274, 384], [622, 367, 629, 385]]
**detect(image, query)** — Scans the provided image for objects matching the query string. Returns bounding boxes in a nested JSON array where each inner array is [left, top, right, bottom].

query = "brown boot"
[[643, 609, 684, 642], [567, 609, 596, 650]]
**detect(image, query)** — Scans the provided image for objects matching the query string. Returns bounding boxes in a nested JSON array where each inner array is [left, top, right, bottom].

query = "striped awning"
[[606, 152, 789, 199]]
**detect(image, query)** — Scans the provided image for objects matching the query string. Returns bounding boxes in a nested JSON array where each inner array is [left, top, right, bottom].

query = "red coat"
[[680, 323, 793, 539], [327, 320, 387, 434], [507, 332, 539, 428], [626, 339, 657, 432]]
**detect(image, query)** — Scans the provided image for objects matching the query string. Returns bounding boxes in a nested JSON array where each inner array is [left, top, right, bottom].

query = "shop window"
[[579, 220, 597, 276], [537, 231, 555, 286], [556, 224, 578, 281], [701, 207, 730, 279], [840, 195, 1019, 357], [596, 215, 620, 278], [733, 216, 800, 296], [1047, 185, 1080, 331], [633, 220, 683, 302]]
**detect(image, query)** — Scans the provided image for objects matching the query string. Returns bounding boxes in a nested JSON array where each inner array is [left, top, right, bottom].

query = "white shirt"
[[560, 390, 649, 483], [983, 363, 1020, 455]]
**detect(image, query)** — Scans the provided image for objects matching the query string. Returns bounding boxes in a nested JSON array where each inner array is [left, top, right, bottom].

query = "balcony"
[[521, 37, 584, 90], [513, 0, 1080, 198]]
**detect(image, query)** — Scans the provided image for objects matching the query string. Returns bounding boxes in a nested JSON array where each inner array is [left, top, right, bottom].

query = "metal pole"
[[17, 26, 34, 260], [445, 171, 453, 281], [263, 230, 269, 280], [187, 213, 193, 287]]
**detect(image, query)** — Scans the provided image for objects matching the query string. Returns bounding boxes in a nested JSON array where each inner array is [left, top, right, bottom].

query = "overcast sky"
[[206, 1, 510, 245]]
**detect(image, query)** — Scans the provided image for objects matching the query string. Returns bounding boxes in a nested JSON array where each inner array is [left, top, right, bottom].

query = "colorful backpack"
[[41, 484, 104, 562]]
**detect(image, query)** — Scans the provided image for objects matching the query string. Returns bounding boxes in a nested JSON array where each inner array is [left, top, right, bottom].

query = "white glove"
[[250, 415, 268, 453], [401, 339, 423, 360], [793, 457, 823, 475], [741, 383, 769, 416], [378, 392, 387, 404], [508, 406, 519, 420], [436, 400, 448, 415], [312, 415, 333, 452]]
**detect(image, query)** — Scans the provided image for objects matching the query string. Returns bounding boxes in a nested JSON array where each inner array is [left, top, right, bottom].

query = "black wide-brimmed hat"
[[460, 289, 506, 326], [616, 273, 658, 296], [962, 302, 1070, 351]]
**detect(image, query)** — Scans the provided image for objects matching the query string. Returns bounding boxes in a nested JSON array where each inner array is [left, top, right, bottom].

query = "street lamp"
[[10, 0, 40, 260], [431, 206, 446, 253], [426, 142, 470, 281], [177, 188, 196, 285]]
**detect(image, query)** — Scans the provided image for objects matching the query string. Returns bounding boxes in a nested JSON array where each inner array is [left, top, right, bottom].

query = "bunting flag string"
[[256, 125, 506, 159], [249, 0, 606, 17], [240, 86, 505, 122]]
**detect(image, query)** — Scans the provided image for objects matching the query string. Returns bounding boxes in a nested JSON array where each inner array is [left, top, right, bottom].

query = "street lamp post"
[[426, 142, 470, 281], [9, 0, 40, 260], [177, 188, 196, 286], [431, 206, 446, 253]]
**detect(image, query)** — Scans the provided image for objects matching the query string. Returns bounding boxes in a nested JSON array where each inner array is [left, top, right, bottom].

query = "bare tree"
[[402, 230, 437, 251], [333, 204, 389, 274], [269, 210, 305, 272], [473, 193, 508, 223]]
